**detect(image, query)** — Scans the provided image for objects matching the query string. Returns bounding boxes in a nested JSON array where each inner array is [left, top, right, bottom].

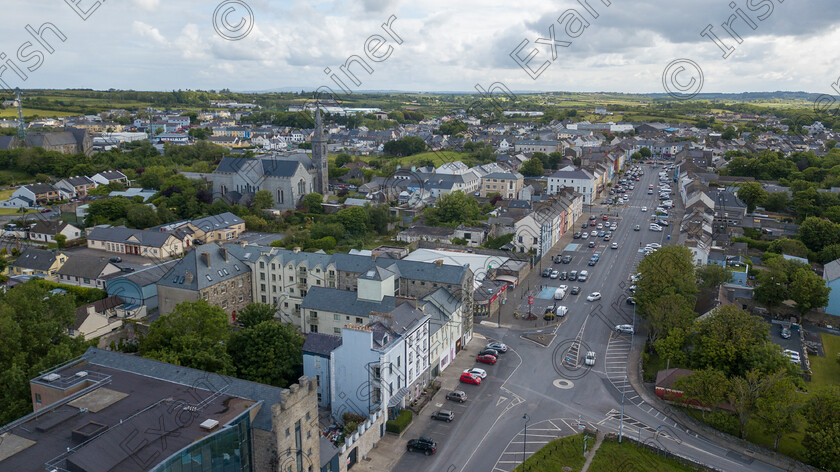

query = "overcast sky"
[[2, 0, 839, 94]]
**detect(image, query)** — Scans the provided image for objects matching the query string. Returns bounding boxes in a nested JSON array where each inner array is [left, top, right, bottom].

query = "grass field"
[[512, 434, 587, 472], [0, 108, 79, 118], [0, 188, 15, 200], [588, 439, 696, 472], [809, 332, 840, 390], [0, 208, 37, 216]]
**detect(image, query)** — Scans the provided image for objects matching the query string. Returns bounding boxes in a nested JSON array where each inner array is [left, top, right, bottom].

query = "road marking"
[[496, 396, 508, 406], [553, 378, 574, 389]]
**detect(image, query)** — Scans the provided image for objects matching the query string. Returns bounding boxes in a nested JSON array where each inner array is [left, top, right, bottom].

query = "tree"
[[139, 300, 233, 375], [126, 204, 160, 229], [631, 152, 643, 161], [737, 182, 767, 213], [754, 258, 789, 312], [383, 137, 426, 157], [820, 244, 840, 264], [802, 386, 840, 470], [693, 305, 771, 377], [727, 369, 767, 439], [520, 157, 544, 177], [722, 126, 739, 140], [767, 238, 808, 258], [236, 302, 276, 328], [228, 320, 305, 388], [754, 376, 801, 451], [337, 206, 369, 234], [54, 233, 67, 250], [788, 266, 830, 315], [438, 120, 467, 136], [424, 191, 482, 226], [674, 368, 729, 419], [799, 217, 840, 252], [639, 147, 652, 158], [763, 192, 789, 213], [644, 294, 695, 344], [636, 246, 698, 315], [696, 264, 733, 289], [302, 193, 323, 214], [250, 190, 274, 212], [139, 165, 170, 189], [334, 153, 352, 168], [652, 327, 690, 368]]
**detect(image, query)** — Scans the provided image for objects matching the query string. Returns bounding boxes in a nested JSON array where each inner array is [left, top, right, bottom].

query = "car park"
[[431, 410, 455, 422], [615, 324, 634, 334], [464, 368, 487, 378], [486, 342, 508, 352], [656, 219, 669, 226], [446, 390, 467, 402], [587, 292, 602, 301], [407, 437, 437, 455], [476, 354, 497, 365], [584, 351, 596, 366], [542, 268, 552, 277], [459, 372, 482, 385]]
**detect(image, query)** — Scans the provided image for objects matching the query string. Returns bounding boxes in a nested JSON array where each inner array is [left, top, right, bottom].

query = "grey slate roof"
[[301, 286, 396, 318], [215, 156, 303, 177], [24, 182, 57, 195], [12, 247, 57, 271], [114, 260, 179, 287], [824, 259, 840, 282], [549, 168, 594, 180], [0, 135, 16, 150], [158, 243, 249, 291], [333, 253, 467, 285], [302, 333, 343, 356], [87, 226, 174, 248], [191, 212, 244, 232], [61, 175, 95, 187], [57, 255, 115, 279], [80, 347, 286, 431]]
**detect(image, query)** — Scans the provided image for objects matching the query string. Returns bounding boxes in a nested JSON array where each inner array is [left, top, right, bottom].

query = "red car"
[[459, 372, 481, 385], [602, 215, 608, 221], [476, 354, 497, 365]]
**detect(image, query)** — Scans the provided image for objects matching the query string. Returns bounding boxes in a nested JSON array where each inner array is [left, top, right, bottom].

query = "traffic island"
[[522, 331, 556, 347]]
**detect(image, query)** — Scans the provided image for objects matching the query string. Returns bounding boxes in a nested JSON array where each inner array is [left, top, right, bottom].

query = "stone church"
[[209, 109, 329, 210]]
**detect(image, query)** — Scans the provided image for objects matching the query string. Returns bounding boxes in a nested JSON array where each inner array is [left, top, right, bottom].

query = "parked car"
[[120, 266, 135, 273], [407, 437, 437, 455], [110, 256, 122, 263], [584, 351, 596, 366], [550, 270, 559, 279], [476, 354, 497, 365], [574, 232, 582, 239], [459, 372, 482, 385], [582, 232, 589, 239], [570, 286, 581, 295], [582, 223, 589, 229], [615, 324, 634, 334], [431, 410, 455, 422], [569, 271, 578, 281], [447, 390, 467, 402], [542, 268, 552, 277], [463, 368, 487, 378], [578, 270, 589, 282], [478, 349, 499, 357], [486, 342, 507, 353], [588, 241, 596, 248], [559, 271, 568, 280], [586, 292, 601, 301], [561, 255, 572, 264], [780, 327, 792, 339], [626, 297, 636, 305], [634, 225, 640, 231]]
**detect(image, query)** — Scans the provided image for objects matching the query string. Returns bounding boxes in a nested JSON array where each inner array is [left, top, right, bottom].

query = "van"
[[554, 288, 566, 300], [555, 306, 568, 317]]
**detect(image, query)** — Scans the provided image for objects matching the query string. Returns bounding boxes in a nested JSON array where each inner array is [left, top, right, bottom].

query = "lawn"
[[0, 108, 79, 118], [512, 434, 587, 472], [0, 208, 38, 216], [809, 332, 840, 390], [0, 188, 15, 200], [588, 439, 697, 472], [0, 170, 34, 184]]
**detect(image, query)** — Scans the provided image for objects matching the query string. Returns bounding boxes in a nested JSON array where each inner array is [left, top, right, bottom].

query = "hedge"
[[385, 409, 413, 434], [33, 279, 108, 305], [731, 237, 771, 252]]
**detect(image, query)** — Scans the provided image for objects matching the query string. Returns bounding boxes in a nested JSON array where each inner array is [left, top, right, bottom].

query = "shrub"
[[385, 409, 413, 434]]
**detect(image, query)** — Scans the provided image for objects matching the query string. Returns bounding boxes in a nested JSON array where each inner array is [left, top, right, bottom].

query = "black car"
[[588, 241, 596, 248], [541, 268, 552, 277], [570, 286, 581, 295], [120, 266, 135, 273], [407, 437, 437, 455], [562, 255, 572, 264], [582, 223, 589, 229], [431, 410, 454, 422], [558, 271, 568, 280], [569, 271, 578, 281], [573, 232, 582, 239], [588, 259, 597, 266], [478, 349, 498, 358]]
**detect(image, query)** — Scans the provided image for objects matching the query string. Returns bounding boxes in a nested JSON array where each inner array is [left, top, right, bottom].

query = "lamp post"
[[522, 413, 530, 469]]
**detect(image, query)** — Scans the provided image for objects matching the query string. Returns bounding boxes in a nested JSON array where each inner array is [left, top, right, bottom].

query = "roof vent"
[[42, 373, 61, 382], [200, 419, 220, 431], [75, 371, 88, 378]]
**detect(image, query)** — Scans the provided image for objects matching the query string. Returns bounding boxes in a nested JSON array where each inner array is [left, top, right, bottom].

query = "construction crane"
[[14, 88, 25, 140]]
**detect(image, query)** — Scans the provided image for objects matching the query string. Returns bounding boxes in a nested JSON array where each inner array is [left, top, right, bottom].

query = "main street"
[[395, 164, 789, 472]]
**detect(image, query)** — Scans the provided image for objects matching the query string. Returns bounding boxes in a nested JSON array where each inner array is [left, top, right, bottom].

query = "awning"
[[495, 275, 518, 287]]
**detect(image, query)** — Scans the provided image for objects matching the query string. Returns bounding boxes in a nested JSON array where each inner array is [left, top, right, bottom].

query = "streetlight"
[[522, 413, 530, 469]]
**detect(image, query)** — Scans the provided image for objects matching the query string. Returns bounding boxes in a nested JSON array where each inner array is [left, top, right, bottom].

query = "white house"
[[547, 166, 596, 203], [28, 221, 82, 243]]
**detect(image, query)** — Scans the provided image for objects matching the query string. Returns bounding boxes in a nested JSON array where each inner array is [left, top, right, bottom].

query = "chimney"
[[435, 259, 443, 268], [219, 246, 228, 262], [293, 247, 301, 254], [185, 271, 194, 284], [372, 253, 378, 262], [200, 252, 211, 268]]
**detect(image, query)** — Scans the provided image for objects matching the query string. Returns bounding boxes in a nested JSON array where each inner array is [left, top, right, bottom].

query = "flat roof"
[[1, 357, 259, 472]]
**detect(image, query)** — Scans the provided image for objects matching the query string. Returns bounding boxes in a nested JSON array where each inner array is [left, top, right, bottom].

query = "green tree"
[[788, 266, 830, 315], [767, 238, 808, 258], [644, 294, 695, 344], [54, 233, 67, 250], [652, 327, 690, 368], [337, 206, 369, 234], [228, 320, 305, 388], [383, 136, 426, 157], [334, 153, 352, 167], [139, 165, 171, 189], [693, 306, 771, 377], [819, 244, 840, 264], [139, 300, 233, 375], [799, 216, 840, 252], [301, 193, 324, 214], [727, 369, 768, 439], [754, 257, 789, 313], [802, 386, 840, 471], [126, 204, 160, 229], [754, 376, 801, 451], [424, 191, 482, 226], [236, 302, 276, 329], [763, 192, 789, 213], [310, 222, 345, 241], [520, 157, 544, 177], [438, 120, 467, 136], [696, 264, 733, 289], [674, 368, 729, 419], [636, 246, 698, 316], [722, 126, 739, 140], [737, 182, 767, 213], [631, 152, 643, 161], [639, 147, 652, 158], [251, 190, 274, 212]]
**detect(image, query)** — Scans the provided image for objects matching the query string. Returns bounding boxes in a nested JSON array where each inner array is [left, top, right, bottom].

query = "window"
[[310, 324, 318, 333], [35, 393, 42, 404], [334, 314, 340, 321], [260, 273, 265, 280], [356, 317, 363, 323], [334, 327, 341, 334], [260, 261, 265, 269], [261, 284, 266, 292], [310, 311, 318, 318], [261, 295, 267, 303]]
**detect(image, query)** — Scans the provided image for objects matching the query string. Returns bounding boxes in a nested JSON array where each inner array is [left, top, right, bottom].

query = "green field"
[[328, 150, 465, 167], [0, 108, 79, 118], [809, 332, 840, 390], [512, 434, 587, 472]]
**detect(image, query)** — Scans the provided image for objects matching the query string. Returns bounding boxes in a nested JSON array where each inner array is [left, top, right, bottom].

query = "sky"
[[1, 0, 839, 94]]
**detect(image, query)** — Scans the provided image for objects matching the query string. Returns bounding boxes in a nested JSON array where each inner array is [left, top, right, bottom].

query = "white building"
[[547, 166, 596, 203]]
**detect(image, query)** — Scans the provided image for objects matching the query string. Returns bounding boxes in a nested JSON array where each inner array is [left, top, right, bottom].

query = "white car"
[[646, 243, 661, 249], [584, 351, 596, 366], [615, 324, 635, 334], [611, 242, 619, 249], [649, 225, 663, 232], [463, 368, 487, 379], [558, 284, 569, 292], [586, 292, 602, 302], [610, 224, 617, 230], [641, 206, 648, 212], [581, 232, 589, 239]]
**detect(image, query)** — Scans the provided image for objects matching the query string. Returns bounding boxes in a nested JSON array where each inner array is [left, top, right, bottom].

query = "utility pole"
[[521, 414, 529, 469]]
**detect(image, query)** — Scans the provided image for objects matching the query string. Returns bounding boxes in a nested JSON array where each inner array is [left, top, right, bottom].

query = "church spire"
[[312, 107, 329, 195]]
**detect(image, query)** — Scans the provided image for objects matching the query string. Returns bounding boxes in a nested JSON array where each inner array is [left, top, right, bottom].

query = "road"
[[395, 164, 788, 472]]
